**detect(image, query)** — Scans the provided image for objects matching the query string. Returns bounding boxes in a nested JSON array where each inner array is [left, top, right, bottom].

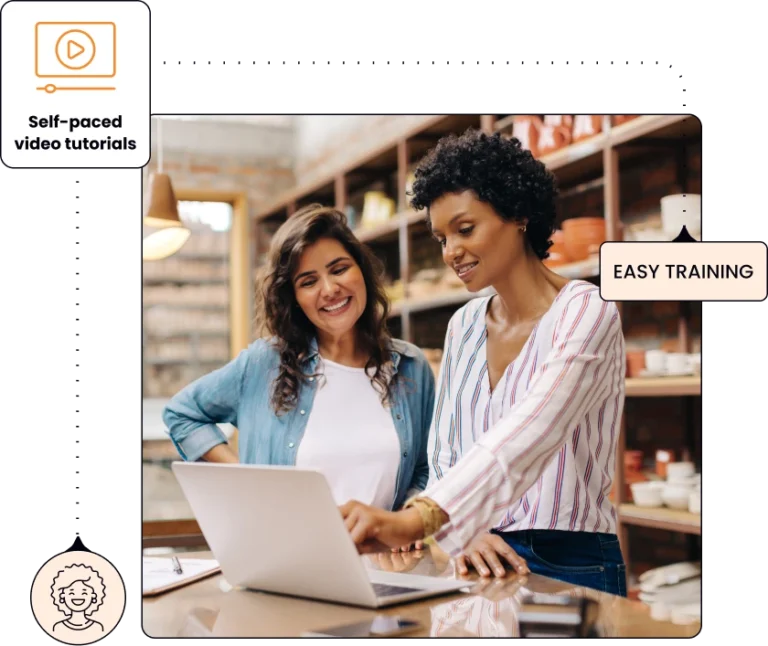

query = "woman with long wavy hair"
[[163, 204, 436, 534]]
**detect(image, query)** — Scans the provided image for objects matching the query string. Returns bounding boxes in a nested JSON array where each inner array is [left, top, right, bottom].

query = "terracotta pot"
[[572, 115, 603, 142], [537, 125, 572, 156], [543, 229, 570, 267], [550, 228, 566, 246], [543, 253, 569, 268], [613, 115, 638, 126], [624, 450, 644, 472], [562, 216, 605, 229], [544, 115, 573, 129], [512, 116, 543, 157], [626, 349, 646, 378], [561, 217, 606, 261]]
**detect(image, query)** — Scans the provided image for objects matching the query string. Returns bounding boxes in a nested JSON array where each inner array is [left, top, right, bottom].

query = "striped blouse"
[[422, 280, 625, 556]]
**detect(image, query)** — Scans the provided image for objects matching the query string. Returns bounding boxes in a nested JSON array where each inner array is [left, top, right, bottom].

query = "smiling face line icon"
[[51, 565, 106, 637], [34, 22, 116, 93], [31, 537, 125, 645]]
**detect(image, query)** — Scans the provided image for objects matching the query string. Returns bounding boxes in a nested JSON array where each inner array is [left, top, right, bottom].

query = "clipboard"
[[142, 557, 221, 597]]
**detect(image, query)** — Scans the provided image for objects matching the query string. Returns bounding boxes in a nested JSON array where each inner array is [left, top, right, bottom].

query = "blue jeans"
[[491, 529, 627, 597]]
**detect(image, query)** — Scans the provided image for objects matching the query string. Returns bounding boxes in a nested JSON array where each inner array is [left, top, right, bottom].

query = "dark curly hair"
[[409, 127, 559, 259], [254, 204, 396, 416]]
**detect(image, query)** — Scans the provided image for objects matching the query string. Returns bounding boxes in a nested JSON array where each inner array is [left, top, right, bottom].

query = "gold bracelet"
[[403, 496, 448, 538]]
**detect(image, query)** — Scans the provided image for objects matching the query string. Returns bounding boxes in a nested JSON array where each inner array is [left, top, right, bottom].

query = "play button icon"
[[68, 39, 85, 60], [55, 29, 96, 70]]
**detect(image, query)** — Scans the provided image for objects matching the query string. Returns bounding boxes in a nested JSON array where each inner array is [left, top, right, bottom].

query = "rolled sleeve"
[[171, 423, 229, 462]]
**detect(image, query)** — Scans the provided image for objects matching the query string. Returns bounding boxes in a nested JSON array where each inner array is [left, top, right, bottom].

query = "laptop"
[[171, 462, 471, 608]]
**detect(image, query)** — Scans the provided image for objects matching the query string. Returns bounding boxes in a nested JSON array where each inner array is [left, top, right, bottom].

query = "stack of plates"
[[637, 562, 701, 625]]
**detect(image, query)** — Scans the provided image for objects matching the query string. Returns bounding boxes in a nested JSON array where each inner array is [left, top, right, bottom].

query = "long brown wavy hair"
[[254, 204, 396, 416]]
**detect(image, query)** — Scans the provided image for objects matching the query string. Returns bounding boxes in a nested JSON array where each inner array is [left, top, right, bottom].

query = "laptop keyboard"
[[372, 583, 423, 598]]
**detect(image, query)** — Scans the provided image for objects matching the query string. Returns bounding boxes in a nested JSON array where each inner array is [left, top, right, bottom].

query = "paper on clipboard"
[[142, 557, 221, 596]]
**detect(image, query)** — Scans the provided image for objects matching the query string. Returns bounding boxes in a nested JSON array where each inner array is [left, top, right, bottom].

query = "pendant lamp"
[[143, 226, 191, 260], [143, 117, 191, 259], [144, 172, 182, 228]]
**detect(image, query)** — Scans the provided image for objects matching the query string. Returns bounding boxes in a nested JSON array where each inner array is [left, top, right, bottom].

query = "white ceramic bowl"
[[666, 462, 695, 481], [631, 482, 665, 508], [688, 490, 701, 514], [690, 474, 701, 487], [667, 474, 699, 487], [662, 482, 694, 510], [690, 353, 701, 376], [661, 194, 701, 239]]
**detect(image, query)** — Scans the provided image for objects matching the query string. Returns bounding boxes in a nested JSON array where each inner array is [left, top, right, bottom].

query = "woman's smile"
[[455, 261, 479, 282], [319, 296, 353, 316]]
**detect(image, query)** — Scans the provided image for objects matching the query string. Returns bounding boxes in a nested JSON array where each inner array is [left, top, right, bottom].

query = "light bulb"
[[142, 227, 191, 260]]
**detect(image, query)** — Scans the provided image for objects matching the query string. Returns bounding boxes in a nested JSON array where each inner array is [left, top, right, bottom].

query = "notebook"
[[142, 557, 221, 597]]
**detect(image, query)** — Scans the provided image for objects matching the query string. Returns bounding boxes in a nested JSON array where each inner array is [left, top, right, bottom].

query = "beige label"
[[31, 548, 125, 644], [600, 242, 768, 301]]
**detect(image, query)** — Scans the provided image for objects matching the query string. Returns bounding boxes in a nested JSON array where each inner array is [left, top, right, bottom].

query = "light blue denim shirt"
[[163, 336, 436, 510]]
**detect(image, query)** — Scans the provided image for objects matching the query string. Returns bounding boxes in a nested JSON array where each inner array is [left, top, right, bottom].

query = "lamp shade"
[[144, 173, 182, 228], [143, 226, 191, 260]]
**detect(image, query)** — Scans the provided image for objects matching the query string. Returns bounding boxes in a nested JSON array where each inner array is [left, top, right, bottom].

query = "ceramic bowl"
[[630, 481, 664, 508], [661, 194, 701, 240], [666, 462, 695, 482], [662, 482, 695, 510], [688, 490, 701, 514]]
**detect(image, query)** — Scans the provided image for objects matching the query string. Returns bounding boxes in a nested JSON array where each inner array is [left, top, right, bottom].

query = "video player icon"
[[35, 22, 116, 93], [55, 29, 96, 70]]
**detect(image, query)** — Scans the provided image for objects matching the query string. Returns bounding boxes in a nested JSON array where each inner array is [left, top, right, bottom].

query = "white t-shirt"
[[52, 618, 105, 642], [295, 355, 401, 510]]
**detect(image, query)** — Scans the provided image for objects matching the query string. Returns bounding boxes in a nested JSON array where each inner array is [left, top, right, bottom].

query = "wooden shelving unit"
[[355, 209, 426, 244], [625, 376, 701, 398], [142, 220, 232, 398], [249, 113, 702, 578], [387, 258, 601, 318], [619, 504, 701, 536]]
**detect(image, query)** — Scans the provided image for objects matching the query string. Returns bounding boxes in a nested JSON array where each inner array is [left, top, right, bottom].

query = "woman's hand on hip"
[[455, 532, 529, 578], [339, 500, 424, 554]]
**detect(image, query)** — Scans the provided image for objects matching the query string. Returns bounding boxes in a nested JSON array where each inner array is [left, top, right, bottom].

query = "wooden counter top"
[[142, 548, 700, 638]]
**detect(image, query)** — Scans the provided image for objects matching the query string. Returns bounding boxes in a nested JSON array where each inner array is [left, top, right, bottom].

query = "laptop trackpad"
[[371, 582, 424, 597], [367, 569, 471, 593]]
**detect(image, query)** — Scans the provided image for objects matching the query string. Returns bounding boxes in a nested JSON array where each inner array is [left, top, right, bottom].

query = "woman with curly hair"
[[164, 204, 435, 546], [51, 564, 106, 636], [340, 128, 627, 596]]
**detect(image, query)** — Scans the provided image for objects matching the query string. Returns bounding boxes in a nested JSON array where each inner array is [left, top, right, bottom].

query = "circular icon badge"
[[55, 29, 96, 70], [31, 536, 125, 645]]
